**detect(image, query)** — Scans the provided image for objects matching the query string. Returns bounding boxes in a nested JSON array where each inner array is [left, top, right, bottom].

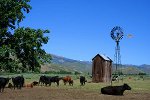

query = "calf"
[[80, 76, 87, 86], [0, 77, 10, 92], [25, 83, 33, 88], [32, 81, 39, 86], [101, 83, 131, 95]]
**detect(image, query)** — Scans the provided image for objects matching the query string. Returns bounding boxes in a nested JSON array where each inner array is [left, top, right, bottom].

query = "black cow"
[[80, 76, 87, 86], [39, 75, 61, 86], [32, 81, 39, 86], [12, 76, 24, 89], [39, 75, 52, 86], [0, 77, 10, 92], [48, 76, 62, 86], [39, 75, 48, 86], [101, 83, 131, 95]]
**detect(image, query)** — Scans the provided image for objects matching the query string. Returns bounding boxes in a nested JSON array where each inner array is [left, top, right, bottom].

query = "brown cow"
[[25, 83, 33, 88], [62, 76, 73, 86]]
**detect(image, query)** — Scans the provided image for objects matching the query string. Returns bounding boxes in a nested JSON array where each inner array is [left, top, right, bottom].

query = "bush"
[[138, 72, 146, 75]]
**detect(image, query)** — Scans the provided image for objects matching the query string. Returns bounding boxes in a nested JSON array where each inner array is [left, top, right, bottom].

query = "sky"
[[20, 0, 150, 65]]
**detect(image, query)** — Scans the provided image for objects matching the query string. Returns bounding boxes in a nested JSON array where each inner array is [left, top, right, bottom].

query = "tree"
[[0, 0, 31, 72], [12, 27, 51, 72], [0, 0, 31, 46], [0, 0, 52, 72], [0, 0, 31, 29]]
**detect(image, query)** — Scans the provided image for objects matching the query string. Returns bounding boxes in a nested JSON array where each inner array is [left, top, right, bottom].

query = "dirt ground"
[[0, 86, 150, 100]]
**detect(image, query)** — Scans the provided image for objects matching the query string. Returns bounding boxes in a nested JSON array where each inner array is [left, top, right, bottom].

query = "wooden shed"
[[92, 54, 112, 83]]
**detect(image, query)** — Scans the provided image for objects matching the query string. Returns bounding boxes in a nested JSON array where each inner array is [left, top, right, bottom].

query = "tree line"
[[0, 0, 51, 73]]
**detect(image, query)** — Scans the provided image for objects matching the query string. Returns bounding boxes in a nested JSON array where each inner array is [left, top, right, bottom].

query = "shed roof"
[[92, 54, 112, 62]]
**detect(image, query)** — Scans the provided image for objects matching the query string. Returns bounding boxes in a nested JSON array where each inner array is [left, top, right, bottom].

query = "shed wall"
[[92, 56, 112, 82]]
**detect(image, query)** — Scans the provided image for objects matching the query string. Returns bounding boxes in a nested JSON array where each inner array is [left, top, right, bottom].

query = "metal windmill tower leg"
[[114, 41, 122, 75]]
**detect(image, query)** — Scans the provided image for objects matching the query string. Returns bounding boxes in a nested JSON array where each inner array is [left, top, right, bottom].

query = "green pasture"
[[1, 73, 150, 92]]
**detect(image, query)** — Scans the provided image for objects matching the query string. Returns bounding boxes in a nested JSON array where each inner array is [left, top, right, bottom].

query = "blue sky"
[[20, 0, 150, 65]]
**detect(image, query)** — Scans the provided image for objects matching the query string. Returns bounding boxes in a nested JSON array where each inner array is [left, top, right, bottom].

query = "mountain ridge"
[[41, 54, 150, 74]]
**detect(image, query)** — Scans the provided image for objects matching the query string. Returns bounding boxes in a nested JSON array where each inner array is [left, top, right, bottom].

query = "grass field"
[[0, 73, 150, 100]]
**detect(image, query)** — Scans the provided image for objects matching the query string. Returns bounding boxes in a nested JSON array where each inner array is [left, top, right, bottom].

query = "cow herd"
[[0, 75, 131, 95], [38, 75, 87, 87], [0, 75, 87, 93]]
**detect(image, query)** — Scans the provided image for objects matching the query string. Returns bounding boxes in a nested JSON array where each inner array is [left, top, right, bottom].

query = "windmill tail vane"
[[127, 34, 133, 38]]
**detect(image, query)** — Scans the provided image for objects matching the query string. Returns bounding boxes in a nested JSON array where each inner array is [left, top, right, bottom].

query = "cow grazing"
[[62, 76, 72, 85], [12, 76, 24, 89], [49, 76, 62, 86], [80, 76, 87, 86], [39, 75, 52, 86], [0, 77, 10, 92], [39, 75, 61, 86], [101, 83, 131, 95]]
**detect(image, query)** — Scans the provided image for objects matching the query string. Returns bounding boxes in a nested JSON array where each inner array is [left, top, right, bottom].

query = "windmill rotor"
[[111, 26, 124, 42]]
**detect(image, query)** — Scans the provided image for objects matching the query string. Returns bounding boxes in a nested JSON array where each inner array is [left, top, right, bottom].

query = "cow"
[[39, 75, 61, 86], [0, 77, 10, 92], [25, 83, 33, 88], [32, 81, 39, 86], [39, 75, 52, 86], [12, 75, 24, 89], [48, 76, 62, 86], [62, 76, 72, 85], [112, 75, 119, 81], [101, 83, 131, 95], [39, 75, 46, 86], [80, 76, 87, 86]]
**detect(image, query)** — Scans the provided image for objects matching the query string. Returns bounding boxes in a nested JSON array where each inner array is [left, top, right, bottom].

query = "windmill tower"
[[111, 26, 124, 75]]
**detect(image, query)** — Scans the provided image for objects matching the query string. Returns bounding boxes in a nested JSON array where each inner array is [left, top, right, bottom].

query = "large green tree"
[[0, 0, 51, 72], [12, 27, 51, 72]]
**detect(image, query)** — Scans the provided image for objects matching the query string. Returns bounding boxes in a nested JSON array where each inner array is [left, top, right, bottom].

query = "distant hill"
[[137, 64, 150, 74], [50, 54, 92, 73], [41, 54, 150, 74], [41, 54, 92, 73]]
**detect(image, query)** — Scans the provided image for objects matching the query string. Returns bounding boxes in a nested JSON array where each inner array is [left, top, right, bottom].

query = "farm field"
[[0, 74, 150, 100]]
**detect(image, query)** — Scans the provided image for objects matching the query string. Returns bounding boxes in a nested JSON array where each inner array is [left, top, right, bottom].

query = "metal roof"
[[92, 54, 112, 61], [100, 54, 111, 61]]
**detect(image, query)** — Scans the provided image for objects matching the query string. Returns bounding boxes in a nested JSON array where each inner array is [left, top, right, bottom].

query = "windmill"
[[111, 26, 124, 75]]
